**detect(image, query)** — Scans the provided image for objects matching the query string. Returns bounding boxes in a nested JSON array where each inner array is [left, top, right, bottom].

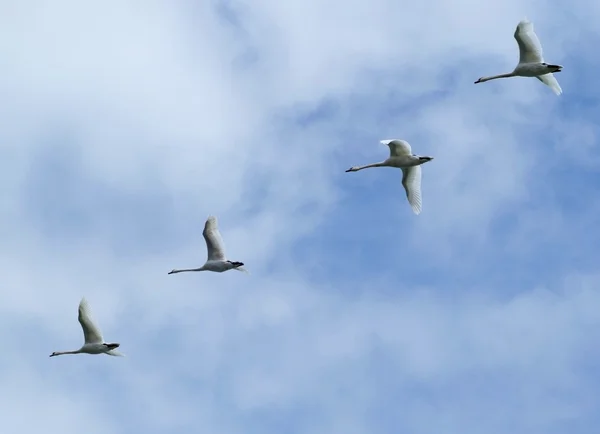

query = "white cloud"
[[1, 0, 600, 433]]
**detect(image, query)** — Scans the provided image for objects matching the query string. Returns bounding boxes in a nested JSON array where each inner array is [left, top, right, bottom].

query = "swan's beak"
[[474, 78, 482, 84]]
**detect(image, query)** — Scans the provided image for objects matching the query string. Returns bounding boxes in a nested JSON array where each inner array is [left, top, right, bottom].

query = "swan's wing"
[[381, 139, 412, 157], [203, 216, 226, 261], [106, 350, 125, 357], [514, 20, 544, 64], [536, 74, 562, 95], [78, 298, 104, 344], [401, 166, 422, 215]]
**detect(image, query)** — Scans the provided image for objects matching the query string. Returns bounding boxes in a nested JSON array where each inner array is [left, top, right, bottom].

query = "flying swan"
[[474, 19, 563, 95], [345, 139, 433, 215], [50, 297, 124, 357], [168, 215, 248, 274]]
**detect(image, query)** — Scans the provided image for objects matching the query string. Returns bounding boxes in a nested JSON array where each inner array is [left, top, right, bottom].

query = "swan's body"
[[168, 215, 248, 275], [474, 19, 562, 95], [345, 139, 433, 215], [50, 298, 123, 357]]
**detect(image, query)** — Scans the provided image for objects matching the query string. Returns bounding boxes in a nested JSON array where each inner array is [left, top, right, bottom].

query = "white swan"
[[168, 215, 248, 274], [345, 139, 433, 215], [50, 298, 124, 357], [474, 19, 563, 95]]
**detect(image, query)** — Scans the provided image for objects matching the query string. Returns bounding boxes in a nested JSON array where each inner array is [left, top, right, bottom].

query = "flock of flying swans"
[[50, 216, 246, 357], [49, 18, 562, 358], [346, 19, 562, 215]]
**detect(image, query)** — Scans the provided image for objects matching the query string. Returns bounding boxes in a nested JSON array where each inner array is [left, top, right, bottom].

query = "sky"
[[1, 0, 600, 433]]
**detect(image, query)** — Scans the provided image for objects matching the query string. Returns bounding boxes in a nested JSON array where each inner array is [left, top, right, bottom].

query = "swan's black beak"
[[474, 78, 482, 84]]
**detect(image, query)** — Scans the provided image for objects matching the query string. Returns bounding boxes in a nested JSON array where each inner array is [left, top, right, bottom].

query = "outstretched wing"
[[381, 139, 412, 157], [203, 216, 226, 261], [401, 166, 423, 215], [78, 298, 104, 344], [536, 74, 562, 95], [514, 19, 544, 64]]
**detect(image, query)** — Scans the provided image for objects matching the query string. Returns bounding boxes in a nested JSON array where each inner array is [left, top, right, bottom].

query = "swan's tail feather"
[[235, 266, 249, 274], [107, 350, 125, 357]]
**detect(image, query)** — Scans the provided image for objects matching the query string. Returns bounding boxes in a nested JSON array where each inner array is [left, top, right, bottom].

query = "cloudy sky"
[[2, 1, 600, 433]]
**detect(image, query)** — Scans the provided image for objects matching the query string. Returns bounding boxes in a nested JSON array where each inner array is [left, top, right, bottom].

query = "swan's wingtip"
[[410, 203, 422, 215]]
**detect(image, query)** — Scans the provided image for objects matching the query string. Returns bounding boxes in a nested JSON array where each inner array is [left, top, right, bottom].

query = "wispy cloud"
[[1, 0, 600, 433]]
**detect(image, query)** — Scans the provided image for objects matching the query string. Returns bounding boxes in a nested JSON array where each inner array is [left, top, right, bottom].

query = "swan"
[[474, 19, 563, 95], [50, 298, 124, 357], [345, 139, 433, 215], [168, 215, 248, 274]]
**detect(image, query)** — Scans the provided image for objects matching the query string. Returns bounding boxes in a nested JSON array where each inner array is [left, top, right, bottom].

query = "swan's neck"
[[50, 349, 82, 357], [478, 72, 515, 82], [170, 267, 205, 273], [353, 162, 387, 171]]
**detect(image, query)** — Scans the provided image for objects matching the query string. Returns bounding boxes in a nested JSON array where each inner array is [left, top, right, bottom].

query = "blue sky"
[[2, 1, 600, 433]]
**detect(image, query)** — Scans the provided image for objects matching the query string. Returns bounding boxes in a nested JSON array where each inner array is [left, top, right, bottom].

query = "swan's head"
[[345, 166, 360, 172], [474, 77, 485, 84], [49, 352, 59, 357]]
